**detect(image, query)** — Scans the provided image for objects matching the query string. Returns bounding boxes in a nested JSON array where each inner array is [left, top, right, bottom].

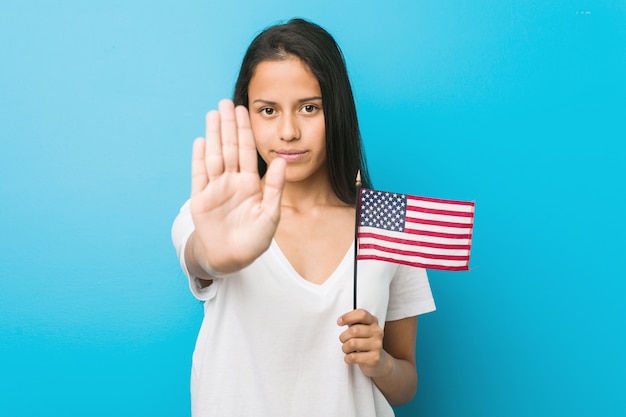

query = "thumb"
[[261, 157, 286, 220]]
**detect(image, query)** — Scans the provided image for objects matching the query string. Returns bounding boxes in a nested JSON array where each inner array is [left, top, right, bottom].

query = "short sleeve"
[[171, 200, 218, 301], [386, 265, 436, 321]]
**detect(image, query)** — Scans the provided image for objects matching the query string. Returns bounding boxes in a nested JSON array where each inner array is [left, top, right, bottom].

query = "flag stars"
[[359, 189, 407, 232]]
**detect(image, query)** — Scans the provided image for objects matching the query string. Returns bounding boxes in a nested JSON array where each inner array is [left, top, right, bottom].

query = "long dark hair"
[[233, 18, 372, 205]]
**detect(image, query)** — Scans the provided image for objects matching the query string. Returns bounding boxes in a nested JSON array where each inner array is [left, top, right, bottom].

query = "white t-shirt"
[[172, 201, 436, 417]]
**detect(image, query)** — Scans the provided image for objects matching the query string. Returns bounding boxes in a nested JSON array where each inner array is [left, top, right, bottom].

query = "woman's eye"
[[302, 104, 318, 113], [261, 108, 275, 116]]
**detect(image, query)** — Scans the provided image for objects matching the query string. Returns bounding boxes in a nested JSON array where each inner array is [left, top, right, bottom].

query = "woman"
[[172, 18, 435, 417]]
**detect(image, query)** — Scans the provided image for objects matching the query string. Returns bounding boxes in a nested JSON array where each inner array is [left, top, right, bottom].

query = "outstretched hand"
[[190, 99, 286, 274]]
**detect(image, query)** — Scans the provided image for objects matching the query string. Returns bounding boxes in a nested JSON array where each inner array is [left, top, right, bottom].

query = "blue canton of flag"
[[360, 190, 407, 232]]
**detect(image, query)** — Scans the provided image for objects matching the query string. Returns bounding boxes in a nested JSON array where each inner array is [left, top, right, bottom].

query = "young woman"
[[171, 18, 435, 417]]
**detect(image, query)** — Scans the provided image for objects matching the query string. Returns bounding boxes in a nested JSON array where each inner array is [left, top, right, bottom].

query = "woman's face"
[[247, 56, 327, 184]]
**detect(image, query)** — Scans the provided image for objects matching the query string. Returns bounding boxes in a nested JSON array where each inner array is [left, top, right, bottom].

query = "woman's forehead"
[[248, 58, 321, 101]]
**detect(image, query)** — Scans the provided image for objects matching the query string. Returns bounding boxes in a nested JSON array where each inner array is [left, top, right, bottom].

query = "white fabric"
[[172, 200, 436, 417]]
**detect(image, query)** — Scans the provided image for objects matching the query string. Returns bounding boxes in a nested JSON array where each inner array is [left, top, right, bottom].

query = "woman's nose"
[[279, 114, 300, 141]]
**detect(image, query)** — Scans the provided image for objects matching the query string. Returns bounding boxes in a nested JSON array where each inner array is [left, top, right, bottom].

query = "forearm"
[[372, 350, 418, 406]]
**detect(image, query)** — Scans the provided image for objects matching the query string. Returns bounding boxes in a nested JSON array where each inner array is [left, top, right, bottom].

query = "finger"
[[341, 335, 382, 355], [261, 157, 286, 222], [338, 309, 377, 327], [219, 99, 239, 172], [205, 110, 224, 179], [343, 351, 383, 369], [235, 105, 258, 174], [338, 324, 377, 344], [191, 138, 208, 197], [344, 351, 370, 364]]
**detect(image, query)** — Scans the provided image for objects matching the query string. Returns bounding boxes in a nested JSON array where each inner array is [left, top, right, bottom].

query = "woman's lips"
[[274, 150, 307, 162]]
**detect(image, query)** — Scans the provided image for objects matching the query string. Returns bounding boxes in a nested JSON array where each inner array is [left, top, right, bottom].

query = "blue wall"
[[1, 1, 624, 415]]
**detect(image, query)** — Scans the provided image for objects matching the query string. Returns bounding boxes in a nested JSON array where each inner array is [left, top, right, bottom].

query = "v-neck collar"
[[269, 239, 354, 291]]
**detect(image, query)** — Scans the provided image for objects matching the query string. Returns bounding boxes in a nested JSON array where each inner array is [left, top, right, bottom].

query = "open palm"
[[190, 100, 286, 274]]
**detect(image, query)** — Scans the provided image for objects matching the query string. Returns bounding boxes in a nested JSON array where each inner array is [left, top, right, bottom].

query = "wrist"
[[186, 232, 218, 279], [381, 351, 395, 378], [190, 232, 244, 277]]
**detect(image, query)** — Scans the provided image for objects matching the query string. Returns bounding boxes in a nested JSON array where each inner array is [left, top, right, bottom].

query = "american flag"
[[357, 188, 475, 271]]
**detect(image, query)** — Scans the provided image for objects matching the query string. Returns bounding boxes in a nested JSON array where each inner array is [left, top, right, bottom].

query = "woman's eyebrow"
[[251, 96, 322, 106], [251, 99, 277, 106], [297, 96, 323, 103]]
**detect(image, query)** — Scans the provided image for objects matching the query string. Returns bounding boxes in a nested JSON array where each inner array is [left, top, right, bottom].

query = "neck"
[[279, 174, 345, 211]]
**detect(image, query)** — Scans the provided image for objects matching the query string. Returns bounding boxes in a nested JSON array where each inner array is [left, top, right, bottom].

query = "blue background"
[[1, 1, 624, 415]]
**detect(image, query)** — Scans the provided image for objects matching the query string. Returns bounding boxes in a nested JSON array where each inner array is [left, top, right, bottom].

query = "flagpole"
[[353, 170, 362, 310]]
